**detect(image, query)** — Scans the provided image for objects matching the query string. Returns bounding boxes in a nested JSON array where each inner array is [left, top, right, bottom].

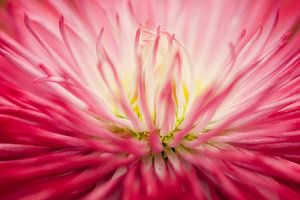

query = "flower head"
[[0, 0, 300, 199]]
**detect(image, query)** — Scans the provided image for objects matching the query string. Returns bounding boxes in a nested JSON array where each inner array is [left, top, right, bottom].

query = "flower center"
[[109, 27, 202, 153], [96, 26, 204, 154]]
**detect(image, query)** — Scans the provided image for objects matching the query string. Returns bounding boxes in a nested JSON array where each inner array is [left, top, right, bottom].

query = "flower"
[[0, 0, 300, 199]]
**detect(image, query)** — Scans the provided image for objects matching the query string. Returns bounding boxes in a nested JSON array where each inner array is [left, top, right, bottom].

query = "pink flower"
[[0, 0, 300, 199]]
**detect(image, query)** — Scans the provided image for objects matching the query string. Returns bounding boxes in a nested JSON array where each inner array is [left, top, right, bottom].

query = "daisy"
[[0, 0, 300, 199]]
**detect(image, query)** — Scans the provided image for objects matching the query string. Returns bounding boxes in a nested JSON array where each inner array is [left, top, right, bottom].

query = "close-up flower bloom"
[[0, 0, 300, 199]]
